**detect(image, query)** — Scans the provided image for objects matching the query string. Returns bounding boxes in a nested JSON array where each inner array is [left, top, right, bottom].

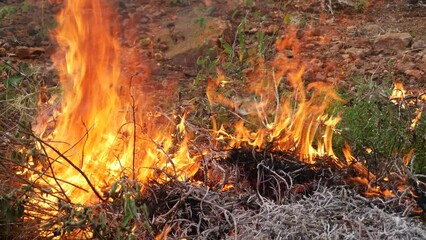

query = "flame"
[[390, 81, 406, 106], [410, 106, 423, 131], [208, 31, 344, 164], [32, 0, 198, 204]]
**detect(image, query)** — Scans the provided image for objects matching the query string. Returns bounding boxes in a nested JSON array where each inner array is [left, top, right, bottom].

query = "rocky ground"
[[1, 0, 425, 96]]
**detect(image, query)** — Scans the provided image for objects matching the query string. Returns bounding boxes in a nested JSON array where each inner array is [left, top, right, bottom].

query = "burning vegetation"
[[1, 0, 426, 239]]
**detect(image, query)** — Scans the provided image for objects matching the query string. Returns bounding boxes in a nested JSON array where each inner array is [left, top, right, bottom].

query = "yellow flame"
[[390, 81, 406, 106], [32, 0, 198, 204]]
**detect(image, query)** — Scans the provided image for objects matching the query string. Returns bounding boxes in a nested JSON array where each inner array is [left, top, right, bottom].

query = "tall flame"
[[34, 0, 198, 204]]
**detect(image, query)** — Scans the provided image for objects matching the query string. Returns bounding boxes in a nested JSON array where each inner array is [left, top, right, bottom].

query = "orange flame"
[[33, 0, 198, 204], [390, 81, 406, 106], [208, 31, 344, 164]]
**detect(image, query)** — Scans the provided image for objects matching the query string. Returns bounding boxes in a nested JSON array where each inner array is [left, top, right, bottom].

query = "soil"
[[1, 0, 425, 98]]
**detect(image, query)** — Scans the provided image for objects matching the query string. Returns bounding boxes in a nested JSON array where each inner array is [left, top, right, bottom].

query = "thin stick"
[[31, 134, 106, 202], [129, 73, 139, 183]]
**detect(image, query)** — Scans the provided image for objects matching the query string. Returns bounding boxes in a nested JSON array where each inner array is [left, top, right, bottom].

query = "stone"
[[15, 46, 45, 58], [417, 62, 426, 73], [28, 47, 45, 55], [396, 61, 416, 73], [15, 46, 31, 58], [412, 40, 426, 50], [332, 0, 356, 9], [345, 47, 367, 58], [155, 9, 229, 67], [362, 24, 381, 35], [404, 69, 424, 79], [374, 32, 413, 53]]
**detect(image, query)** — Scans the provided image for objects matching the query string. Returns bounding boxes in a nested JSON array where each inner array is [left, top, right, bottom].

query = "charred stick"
[[129, 73, 139, 183]]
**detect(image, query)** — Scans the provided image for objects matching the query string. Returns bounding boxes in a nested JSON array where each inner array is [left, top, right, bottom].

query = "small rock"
[[396, 61, 416, 73], [329, 43, 342, 53], [28, 47, 45, 56], [154, 52, 164, 61], [309, 58, 323, 68], [374, 32, 413, 53], [315, 72, 326, 81], [0, 48, 6, 57], [362, 24, 381, 35], [2, 42, 12, 51], [412, 40, 426, 50], [404, 69, 424, 79], [345, 47, 367, 58], [332, 0, 356, 9], [346, 26, 357, 36], [158, 42, 169, 51], [305, 43, 315, 49], [15, 46, 31, 58]]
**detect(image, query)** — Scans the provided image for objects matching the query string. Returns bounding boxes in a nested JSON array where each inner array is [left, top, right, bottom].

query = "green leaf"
[[141, 204, 149, 218], [9, 7, 17, 14], [246, 0, 253, 7], [109, 182, 118, 198], [135, 183, 141, 198], [5, 75, 24, 88], [128, 198, 137, 218], [21, 3, 30, 13], [121, 211, 133, 227]]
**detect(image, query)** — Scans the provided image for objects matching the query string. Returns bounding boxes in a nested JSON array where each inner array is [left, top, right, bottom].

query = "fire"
[[32, 0, 198, 204], [390, 81, 406, 106], [207, 31, 344, 164]]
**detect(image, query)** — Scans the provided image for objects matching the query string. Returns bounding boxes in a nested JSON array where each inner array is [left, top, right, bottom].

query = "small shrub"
[[333, 76, 426, 175]]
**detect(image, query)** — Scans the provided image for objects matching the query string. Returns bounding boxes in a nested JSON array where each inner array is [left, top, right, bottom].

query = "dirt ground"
[[1, 0, 425, 96]]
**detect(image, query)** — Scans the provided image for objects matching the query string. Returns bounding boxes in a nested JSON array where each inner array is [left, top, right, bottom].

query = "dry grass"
[[230, 185, 426, 240]]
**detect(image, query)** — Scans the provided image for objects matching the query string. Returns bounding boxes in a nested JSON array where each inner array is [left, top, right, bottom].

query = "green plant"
[[0, 5, 17, 19], [0, 61, 44, 124], [354, 0, 367, 12], [0, 192, 25, 238], [193, 17, 206, 28], [333, 76, 426, 175], [20, 2, 31, 13]]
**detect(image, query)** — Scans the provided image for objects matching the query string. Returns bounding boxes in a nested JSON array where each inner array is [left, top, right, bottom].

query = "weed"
[[354, 0, 367, 12], [333, 76, 426, 175]]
